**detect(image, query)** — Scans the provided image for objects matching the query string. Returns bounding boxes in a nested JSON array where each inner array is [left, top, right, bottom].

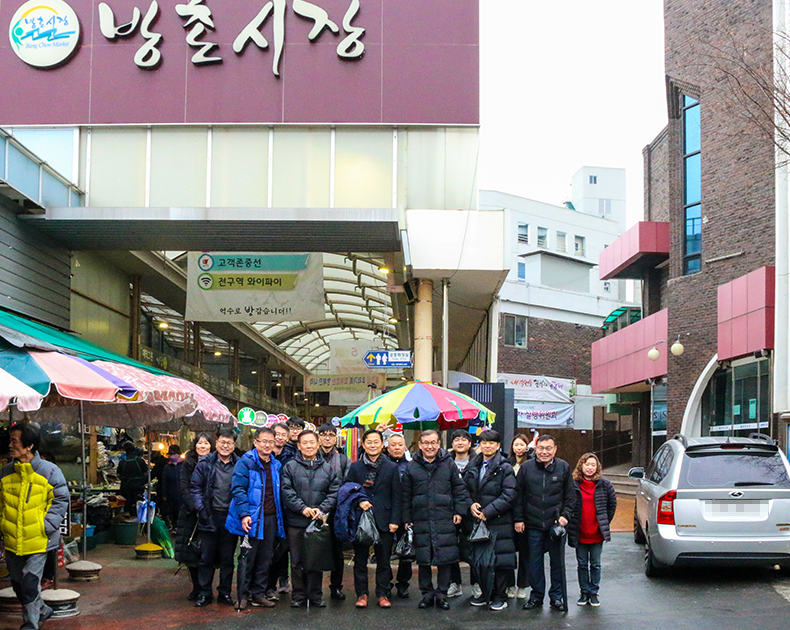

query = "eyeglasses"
[[536, 446, 555, 453], [216, 440, 235, 448], [255, 439, 275, 446]]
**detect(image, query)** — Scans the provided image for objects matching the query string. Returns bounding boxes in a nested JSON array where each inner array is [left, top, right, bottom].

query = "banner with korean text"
[[515, 401, 574, 429], [497, 373, 576, 404], [185, 252, 324, 322]]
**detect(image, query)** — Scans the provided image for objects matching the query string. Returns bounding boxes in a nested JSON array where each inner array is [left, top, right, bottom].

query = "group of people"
[[174, 418, 618, 613]]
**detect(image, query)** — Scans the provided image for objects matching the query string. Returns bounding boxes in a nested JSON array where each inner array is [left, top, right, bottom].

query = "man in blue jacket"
[[227, 427, 285, 609]]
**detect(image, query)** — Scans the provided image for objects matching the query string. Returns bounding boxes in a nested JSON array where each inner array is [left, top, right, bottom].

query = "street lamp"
[[647, 335, 686, 361]]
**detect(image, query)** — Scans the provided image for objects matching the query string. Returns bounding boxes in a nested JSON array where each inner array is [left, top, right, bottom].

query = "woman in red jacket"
[[567, 453, 617, 607]]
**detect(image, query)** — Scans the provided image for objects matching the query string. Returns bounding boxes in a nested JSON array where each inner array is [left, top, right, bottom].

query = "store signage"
[[497, 373, 576, 404], [185, 252, 324, 323], [363, 350, 411, 368], [238, 407, 255, 424], [304, 372, 385, 393], [9, 0, 80, 67], [515, 401, 574, 429]]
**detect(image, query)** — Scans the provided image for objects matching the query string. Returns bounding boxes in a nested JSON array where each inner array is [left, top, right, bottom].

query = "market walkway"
[[3, 531, 789, 630]]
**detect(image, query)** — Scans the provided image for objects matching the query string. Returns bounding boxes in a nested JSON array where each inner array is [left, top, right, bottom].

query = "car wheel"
[[633, 508, 646, 544], [644, 538, 665, 578]]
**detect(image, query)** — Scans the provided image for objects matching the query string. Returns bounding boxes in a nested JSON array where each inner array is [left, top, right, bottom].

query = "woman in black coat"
[[174, 433, 214, 601], [506, 433, 533, 598], [566, 452, 616, 607], [463, 430, 517, 610], [345, 429, 402, 608]]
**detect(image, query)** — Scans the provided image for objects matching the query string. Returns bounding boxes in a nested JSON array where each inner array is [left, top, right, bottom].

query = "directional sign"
[[238, 407, 255, 424], [363, 350, 412, 369]]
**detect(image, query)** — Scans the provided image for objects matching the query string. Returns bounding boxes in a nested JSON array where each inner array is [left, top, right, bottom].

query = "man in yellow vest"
[[0, 423, 68, 630]]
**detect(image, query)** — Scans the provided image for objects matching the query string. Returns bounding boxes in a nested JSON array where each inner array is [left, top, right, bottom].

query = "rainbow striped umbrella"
[[340, 381, 495, 430]]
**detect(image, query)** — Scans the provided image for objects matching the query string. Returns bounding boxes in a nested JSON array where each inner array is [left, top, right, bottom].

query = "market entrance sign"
[[9, 0, 80, 68]]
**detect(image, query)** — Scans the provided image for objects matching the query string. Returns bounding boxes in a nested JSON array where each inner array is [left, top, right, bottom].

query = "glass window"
[[685, 153, 701, 205], [517, 261, 526, 281], [537, 227, 548, 248], [684, 257, 701, 275], [556, 231, 566, 252], [682, 95, 702, 275], [149, 128, 207, 207], [335, 129, 393, 208], [504, 314, 527, 347], [518, 223, 529, 244], [589, 175, 597, 184], [679, 451, 790, 489], [574, 235, 586, 257], [684, 103, 701, 154], [210, 127, 268, 207]]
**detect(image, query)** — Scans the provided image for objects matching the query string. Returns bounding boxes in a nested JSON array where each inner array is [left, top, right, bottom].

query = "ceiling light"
[[389, 317, 398, 324], [158, 321, 168, 329], [378, 266, 390, 275], [251, 370, 257, 375], [315, 403, 320, 407], [276, 383, 282, 387], [214, 350, 222, 356], [647, 347, 660, 361]]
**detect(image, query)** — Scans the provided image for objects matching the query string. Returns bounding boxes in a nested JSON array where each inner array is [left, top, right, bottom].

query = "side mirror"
[[627, 467, 645, 479]]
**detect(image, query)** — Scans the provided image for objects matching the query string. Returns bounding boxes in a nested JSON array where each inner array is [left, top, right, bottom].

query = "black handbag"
[[468, 520, 491, 543], [187, 521, 201, 554], [304, 519, 334, 572]]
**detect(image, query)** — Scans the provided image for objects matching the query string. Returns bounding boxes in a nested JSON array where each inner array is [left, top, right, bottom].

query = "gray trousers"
[[6, 551, 52, 630]]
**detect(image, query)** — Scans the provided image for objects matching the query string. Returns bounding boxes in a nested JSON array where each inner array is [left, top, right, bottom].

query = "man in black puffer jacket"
[[514, 434, 576, 611], [281, 430, 340, 608], [402, 430, 470, 610], [463, 430, 517, 611]]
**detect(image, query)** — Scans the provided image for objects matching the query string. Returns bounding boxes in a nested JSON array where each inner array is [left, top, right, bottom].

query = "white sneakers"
[[506, 586, 518, 599], [447, 583, 463, 598], [471, 584, 483, 598], [517, 588, 528, 599]]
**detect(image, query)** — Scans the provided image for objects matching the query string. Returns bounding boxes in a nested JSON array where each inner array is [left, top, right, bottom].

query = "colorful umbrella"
[[340, 381, 495, 430], [0, 367, 44, 412]]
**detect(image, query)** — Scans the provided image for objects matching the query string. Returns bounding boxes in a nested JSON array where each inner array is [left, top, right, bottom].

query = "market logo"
[[9, 0, 80, 68]]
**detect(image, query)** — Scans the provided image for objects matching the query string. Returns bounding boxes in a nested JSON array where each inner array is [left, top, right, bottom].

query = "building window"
[[589, 175, 597, 184], [517, 223, 529, 244], [683, 95, 702, 275], [517, 261, 526, 281], [603, 281, 611, 293], [598, 198, 612, 215], [574, 235, 586, 257], [537, 227, 548, 249], [504, 314, 527, 347], [556, 231, 567, 252]]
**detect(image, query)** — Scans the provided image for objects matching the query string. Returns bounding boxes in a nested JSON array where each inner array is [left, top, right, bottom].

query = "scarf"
[[362, 452, 381, 488]]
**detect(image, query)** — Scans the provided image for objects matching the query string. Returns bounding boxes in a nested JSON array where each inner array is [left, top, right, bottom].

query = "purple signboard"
[[0, 0, 478, 125]]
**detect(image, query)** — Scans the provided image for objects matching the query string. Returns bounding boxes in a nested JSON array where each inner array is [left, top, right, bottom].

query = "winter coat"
[[321, 448, 349, 481], [346, 456, 402, 531], [567, 477, 617, 548], [225, 450, 285, 540], [334, 482, 369, 544], [386, 453, 410, 479], [174, 451, 200, 565], [276, 442, 297, 468], [462, 452, 517, 569], [281, 452, 340, 528], [160, 459, 182, 507], [117, 455, 147, 498], [0, 453, 68, 555], [514, 457, 576, 531], [190, 451, 239, 532], [401, 449, 471, 566]]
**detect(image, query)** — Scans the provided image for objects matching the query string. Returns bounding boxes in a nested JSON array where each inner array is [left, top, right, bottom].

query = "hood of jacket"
[[292, 450, 326, 470]]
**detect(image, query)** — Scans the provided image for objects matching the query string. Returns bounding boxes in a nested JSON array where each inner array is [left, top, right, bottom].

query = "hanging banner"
[[515, 401, 574, 428], [329, 340, 384, 406], [497, 373, 576, 404], [185, 252, 324, 322], [305, 373, 386, 394]]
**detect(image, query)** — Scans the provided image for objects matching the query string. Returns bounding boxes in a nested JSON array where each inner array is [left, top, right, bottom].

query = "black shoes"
[[396, 585, 410, 599], [186, 590, 200, 602], [290, 600, 305, 608], [550, 599, 565, 611], [436, 598, 450, 610], [330, 587, 346, 601], [217, 594, 235, 606], [309, 600, 326, 608], [418, 595, 435, 609], [194, 595, 213, 607], [522, 599, 542, 610], [470, 596, 488, 607]]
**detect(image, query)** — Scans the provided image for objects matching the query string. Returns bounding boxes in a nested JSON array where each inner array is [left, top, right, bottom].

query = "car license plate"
[[703, 500, 767, 520]]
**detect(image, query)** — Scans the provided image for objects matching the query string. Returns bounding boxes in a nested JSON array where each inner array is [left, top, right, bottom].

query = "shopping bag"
[[394, 524, 415, 561], [468, 519, 491, 543], [354, 510, 380, 547], [303, 519, 333, 572], [151, 517, 175, 558]]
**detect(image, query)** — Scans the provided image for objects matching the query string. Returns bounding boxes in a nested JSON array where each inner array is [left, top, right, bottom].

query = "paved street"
[[6, 532, 789, 630]]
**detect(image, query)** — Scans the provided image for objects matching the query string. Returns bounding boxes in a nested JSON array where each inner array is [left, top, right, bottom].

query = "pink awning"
[[0, 367, 44, 412]]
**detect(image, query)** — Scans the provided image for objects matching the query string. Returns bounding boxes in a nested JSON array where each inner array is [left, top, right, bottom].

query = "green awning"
[[0, 308, 169, 375]]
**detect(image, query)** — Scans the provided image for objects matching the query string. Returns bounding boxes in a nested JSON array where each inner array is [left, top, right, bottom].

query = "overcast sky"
[[478, 0, 666, 226]]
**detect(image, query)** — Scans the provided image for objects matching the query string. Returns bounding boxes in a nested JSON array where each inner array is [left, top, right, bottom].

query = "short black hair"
[[10, 423, 40, 454], [124, 442, 137, 454], [536, 433, 556, 446], [451, 429, 471, 442], [317, 423, 336, 435], [478, 429, 501, 444], [362, 429, 383, 443], [254, 427, 275, 440], [216, 428, 236, 442], [420, 429, 440, 442], [167, 444, 182, 455], [272, 422, 289, 433], [297, 429, 318, 444], [286, 416, 306, 428]]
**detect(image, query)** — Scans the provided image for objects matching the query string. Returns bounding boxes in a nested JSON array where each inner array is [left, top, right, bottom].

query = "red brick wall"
[[650, 0, 776, 436], [497, 315, 601, 384]]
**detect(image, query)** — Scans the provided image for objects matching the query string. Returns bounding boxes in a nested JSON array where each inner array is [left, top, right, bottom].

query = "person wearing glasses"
[[226, 427, 286, 609], [514, 434, 576, 612], [402, 430, 471, 610], [190, 428, 240, 607]]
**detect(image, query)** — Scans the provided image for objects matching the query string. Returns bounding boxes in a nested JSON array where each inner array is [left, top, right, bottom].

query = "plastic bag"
[[151, 517, 175, 558], [355, 509, 380, 547], [304, 519, 333, 572], [468, 520, 491, 543], [394, 524, 415, 561], [63, 540, 80, 564]]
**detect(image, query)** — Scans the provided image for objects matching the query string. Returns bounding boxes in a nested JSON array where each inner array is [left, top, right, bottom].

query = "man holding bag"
[[280, 430, 340, 608], [345, 429, 402, 609], [462, 430, 517, 611]]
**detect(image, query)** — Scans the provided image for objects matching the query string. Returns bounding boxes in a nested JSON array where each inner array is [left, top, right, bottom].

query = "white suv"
[[629, 434, 790, 576]]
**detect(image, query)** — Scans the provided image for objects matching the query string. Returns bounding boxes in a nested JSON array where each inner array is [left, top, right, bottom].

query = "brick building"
[[592, 0, 786, 465]]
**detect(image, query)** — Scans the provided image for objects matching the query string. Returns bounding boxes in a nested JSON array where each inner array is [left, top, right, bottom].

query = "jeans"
[[245, 516, 278, 598], [418, 564, 451, 599], [353, 530, 394, 597], [6, 551, 50, 630], [575, 542, 603, 596], [198, 510, 238, 597], [526, 528, 564, 603]]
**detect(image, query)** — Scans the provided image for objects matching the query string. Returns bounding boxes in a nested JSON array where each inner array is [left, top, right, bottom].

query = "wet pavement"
[[2, 530, 789, 630]]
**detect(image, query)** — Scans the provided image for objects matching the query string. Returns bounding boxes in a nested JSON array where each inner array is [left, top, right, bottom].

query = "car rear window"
[[678, 451, 790, 489]]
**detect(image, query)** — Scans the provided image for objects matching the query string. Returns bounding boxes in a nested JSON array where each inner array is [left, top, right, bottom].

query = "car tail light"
[[656, 490, 677, 525]]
